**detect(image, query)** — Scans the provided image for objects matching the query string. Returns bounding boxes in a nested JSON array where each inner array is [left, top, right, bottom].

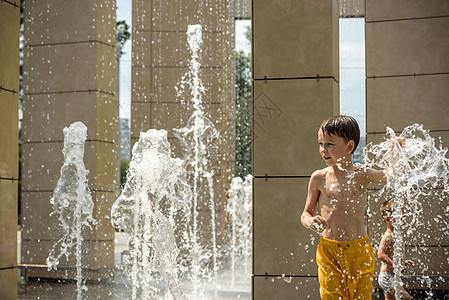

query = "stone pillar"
[[0, 1, 20, 298], [131, 0, 233, 247], [366, 0, 449, 290], [21, 0, 116, 279], [339, 0, 364, 17], [233, 0, 251, 19], [252, 1, 339, 298]]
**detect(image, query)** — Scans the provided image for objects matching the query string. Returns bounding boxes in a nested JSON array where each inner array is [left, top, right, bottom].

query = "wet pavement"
[[17, 232, 251, 299], [16, 232, 448, 299]]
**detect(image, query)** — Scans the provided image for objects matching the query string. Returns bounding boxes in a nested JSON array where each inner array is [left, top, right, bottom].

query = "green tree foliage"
[[120, 159, 130, 190], [235, 38, 252, 177], [116, 20, 131, 55], [244, 25, 251, 44]]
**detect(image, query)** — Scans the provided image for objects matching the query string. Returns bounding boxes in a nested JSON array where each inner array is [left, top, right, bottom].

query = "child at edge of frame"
[[377, 200, 415, 300], [300, 115, 404, 299]]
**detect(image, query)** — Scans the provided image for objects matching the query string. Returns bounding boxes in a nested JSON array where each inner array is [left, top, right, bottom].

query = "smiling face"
[[317, 129, 354, 167]]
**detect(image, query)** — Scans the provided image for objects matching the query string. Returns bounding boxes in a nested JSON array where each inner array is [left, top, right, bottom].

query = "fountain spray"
[[111, 129, 191, 300], [226, 175, 253, 287], [174, 24, 220, 294], [365, 124, 449, 298], [46, 121, 96, 300]]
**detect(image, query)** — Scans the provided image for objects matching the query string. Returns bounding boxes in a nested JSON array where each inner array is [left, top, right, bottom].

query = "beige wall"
[[366, 0, 449, 290], [339, 0, 365, 17], [233, 0, 251, 19], [252, 0, 339, 298], [131, 0, 234, 247], [0, 0, 20, 298], [21, 0, 116, 279]]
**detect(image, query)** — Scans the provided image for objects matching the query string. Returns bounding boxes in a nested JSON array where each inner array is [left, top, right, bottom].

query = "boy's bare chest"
[[321, 174, 365, 207]]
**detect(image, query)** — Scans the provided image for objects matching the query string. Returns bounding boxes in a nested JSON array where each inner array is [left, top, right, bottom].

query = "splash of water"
[[364, 123, 449, 298], [174, 24, 221, 294], [176, 24, 204, 110], [226, 175, 253, 287], [111, 129, 191, 300], [46, 121, 96, 300]]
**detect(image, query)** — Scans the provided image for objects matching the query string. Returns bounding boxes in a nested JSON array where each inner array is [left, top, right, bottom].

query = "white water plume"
[[174, 24, 221, 294], [226, 175, 252, 286], [364, 123, 449, 298], [46, 121, 96, 300], [111, 129, 191, 300]]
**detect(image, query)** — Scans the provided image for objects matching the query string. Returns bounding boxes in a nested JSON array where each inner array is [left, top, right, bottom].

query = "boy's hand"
[[390, 136, 405, 148], [401, 260, 415, 273], [308, 216, 328, 233]]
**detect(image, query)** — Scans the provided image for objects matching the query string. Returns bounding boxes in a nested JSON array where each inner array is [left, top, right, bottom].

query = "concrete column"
[[339, 0, 364, 17], [0, 1, 20, 298], [366, 0, 449, 290], [21, 0, 116, 279], [252, 1, 339, 298], [131, 0, 233, 247]]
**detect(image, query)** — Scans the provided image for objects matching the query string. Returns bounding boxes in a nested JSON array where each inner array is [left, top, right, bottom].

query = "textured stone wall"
[[0, 0, 20, 298], [366, 0, 449, 290], [21, 0, 117, 279], [252, 1, 339, 298]]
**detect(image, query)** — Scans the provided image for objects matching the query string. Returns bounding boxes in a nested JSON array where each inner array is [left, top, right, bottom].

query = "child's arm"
[[365, 168, 387, 184], [301, 171, 327, 233], [365, 136, 406, 184], [401, 259, 415, 273], [378, 232, 415, 273], [377, 232, 394, 267]]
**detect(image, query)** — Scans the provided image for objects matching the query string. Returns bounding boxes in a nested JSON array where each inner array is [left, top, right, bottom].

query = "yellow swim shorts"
[[316, 235, 375, 300]]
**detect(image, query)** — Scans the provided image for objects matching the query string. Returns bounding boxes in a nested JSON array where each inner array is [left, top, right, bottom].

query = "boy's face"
[[317, 129, 353, 167], [384, 208, 407, 227]]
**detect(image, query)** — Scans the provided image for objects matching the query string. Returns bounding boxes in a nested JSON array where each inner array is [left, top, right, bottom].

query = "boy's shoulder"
[[312, 166, 374, 186], [311, 167, 331, 179], [310, 168, 334, 189], [382, 229, 393, 240]]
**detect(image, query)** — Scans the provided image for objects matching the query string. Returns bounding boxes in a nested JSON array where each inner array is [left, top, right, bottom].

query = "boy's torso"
[[380, 231, 395, 273], [317, 166, 369, 242]]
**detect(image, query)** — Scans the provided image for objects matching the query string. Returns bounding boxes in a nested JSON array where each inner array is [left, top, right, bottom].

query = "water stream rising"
[[46, 121, 96, 300], [226, 175, 252, 287], [110, 24, 241, 299], [364, 124, 449, 298], [111, 129, 191, 300], [174, 24, 220, 295]]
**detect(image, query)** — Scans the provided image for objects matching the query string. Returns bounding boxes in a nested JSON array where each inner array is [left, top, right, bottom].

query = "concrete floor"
[[17, 231, 252, 299], [16, 232, 448, 299]]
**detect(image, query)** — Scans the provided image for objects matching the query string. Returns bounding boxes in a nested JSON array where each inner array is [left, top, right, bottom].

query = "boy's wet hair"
[[380, 200, 396, 218], [318, 115, 360, 154]]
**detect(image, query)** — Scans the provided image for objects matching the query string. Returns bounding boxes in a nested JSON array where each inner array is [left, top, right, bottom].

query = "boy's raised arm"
[[365, 168, 387, 184], [365, 136, 405, 185], [301, 171, 327, 233]]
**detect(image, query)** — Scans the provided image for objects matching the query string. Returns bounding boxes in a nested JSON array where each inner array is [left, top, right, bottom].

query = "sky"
[[116, 2, 365, 133], [235, 20, 251, 54], [340, 18, 366, 135], [116, 0, 132, 120]]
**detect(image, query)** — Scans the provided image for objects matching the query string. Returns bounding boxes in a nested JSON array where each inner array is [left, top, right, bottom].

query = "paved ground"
[[16, 232, 448, 299], [17, 232, 251, 299], [18, 270, 252, 299]]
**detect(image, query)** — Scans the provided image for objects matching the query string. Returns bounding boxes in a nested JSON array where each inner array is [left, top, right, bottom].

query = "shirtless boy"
[[378, 200, 415, 300], [301, 115, 389, 299]]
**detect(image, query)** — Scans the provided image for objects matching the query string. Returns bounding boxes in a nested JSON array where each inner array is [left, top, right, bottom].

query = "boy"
[[301, 115, 389, 299], [378, 200, 415, 300]]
